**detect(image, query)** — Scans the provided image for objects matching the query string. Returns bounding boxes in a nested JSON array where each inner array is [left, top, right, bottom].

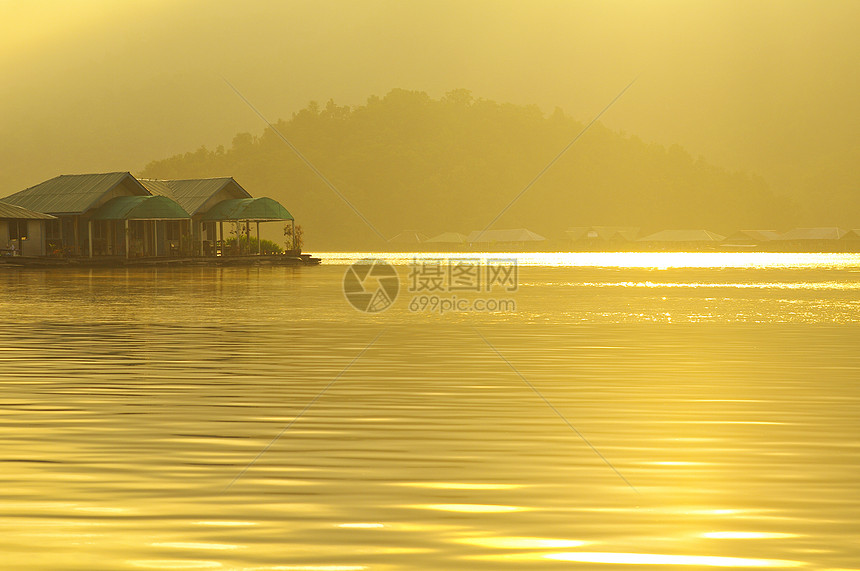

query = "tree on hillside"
[[141, 89, 796, 249]]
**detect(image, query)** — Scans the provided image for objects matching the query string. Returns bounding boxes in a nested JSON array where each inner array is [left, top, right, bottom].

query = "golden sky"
[[1, 0, 857, 215]]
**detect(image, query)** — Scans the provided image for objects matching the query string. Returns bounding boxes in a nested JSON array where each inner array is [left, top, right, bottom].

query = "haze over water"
[[0, 252, 858, 569]]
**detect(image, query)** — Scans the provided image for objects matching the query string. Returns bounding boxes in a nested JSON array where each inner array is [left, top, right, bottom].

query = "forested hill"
[[141, 89, 796, 249]]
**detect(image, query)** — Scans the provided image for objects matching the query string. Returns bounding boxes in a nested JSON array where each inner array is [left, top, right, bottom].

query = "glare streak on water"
[[320, 251, 860, 269], [0, 254, 859, 569], [534, 280, 860, 290]]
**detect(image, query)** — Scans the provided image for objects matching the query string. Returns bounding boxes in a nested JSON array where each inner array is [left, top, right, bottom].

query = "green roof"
[[0, 200, 56, 220], [137, 178, 174, 198], [202, 197, 293, 221], [139, 178, 251, 215], [2, 172, 148, 215], [90, 195, 190, 220]]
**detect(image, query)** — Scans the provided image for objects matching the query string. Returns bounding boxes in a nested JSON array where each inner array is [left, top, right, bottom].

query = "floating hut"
[[566, 226, 639, 241], [202, 197, 295, 255], [637, 229, 725, 250], [773, 227, 858, 252], [141, 178, 296, 256], [466, 228, 546, 249], [1, 173, 311, 264], [0, 201, 56, 257], [720, 230, 781, 249], [425, 231, 469, 249], [88, 195, 192, 257], [565, 226, 639, 249], [388, 231, 429, 244], [1, 172, 157, 257], [142, 178, 247, 255]]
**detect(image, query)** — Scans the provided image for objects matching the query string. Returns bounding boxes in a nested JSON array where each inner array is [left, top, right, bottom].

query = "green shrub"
[[224, 236, 283, 254]]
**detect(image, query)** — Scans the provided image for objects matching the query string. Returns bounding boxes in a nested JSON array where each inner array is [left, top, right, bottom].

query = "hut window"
[[165, 221, 181, 241], [9, 221, 28, 241], [46, 220, 61, 240]]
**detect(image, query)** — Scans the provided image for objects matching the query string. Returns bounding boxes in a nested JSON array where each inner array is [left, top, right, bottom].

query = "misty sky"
[[2, 0, 857, 212]]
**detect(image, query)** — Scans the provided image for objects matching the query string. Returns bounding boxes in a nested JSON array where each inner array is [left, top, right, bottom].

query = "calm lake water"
[[1, 253, 859, 570]]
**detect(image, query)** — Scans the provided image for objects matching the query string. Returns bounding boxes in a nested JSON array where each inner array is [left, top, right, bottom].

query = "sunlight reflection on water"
[[320, 251, 860, 269], [0, 254, 859, 569]]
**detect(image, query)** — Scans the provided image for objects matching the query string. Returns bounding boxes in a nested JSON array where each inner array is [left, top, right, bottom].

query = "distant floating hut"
[[388, 231, 429, 245], [466, 228, 546, 249], [426, 231, 468, 244], [424, 231, 469, 248], [565, 226, 639, 250], [637, 229, 725, 250], [772, 227, 858, 252], [777, 227, 850, 241], [723, 229, 781, 242], [721, 230, 782, 249], [566, 226, 639, 241]]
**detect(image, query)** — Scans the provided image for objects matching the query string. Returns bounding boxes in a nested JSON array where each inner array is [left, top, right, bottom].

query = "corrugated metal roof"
[[638, 229, 725, 242], [1, 172, 147, 215], [139, 178, 252, 215], [90, 196, 191, 220], [614, 228, 640, 241], [467, 228, 546, 242], [724, 230, 782, 242], [566, 226, 640, 241], [201, 197, 293, 221], [388, 231, 429, 244], [565, 227, 590, 241], [425, 231, 468, 243], [138, 179, 174, 198], [776, 227, 850, 241], [0, 201, 56, 220]]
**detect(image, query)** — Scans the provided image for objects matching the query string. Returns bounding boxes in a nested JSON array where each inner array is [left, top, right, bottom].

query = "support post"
[[88, 220, 93, 258], [256, 221, 261, 255], [125, 220, 130, 258]]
